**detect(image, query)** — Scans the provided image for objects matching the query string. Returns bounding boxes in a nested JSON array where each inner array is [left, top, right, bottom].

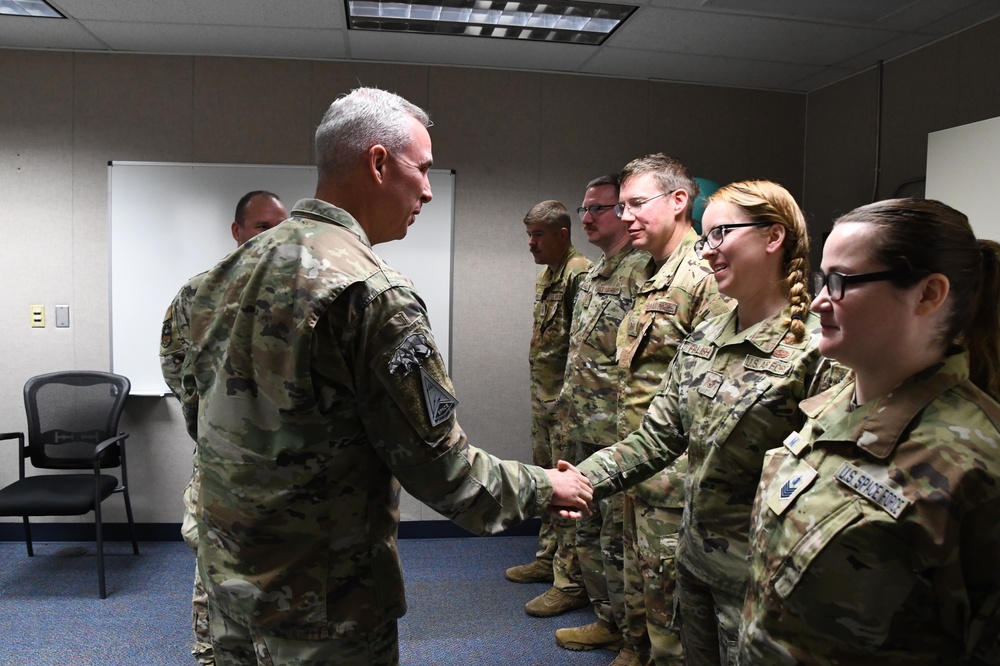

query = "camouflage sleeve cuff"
[[525, 464, 554, 514]]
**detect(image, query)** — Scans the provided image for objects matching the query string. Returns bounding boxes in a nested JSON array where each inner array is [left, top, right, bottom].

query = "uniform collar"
[[640, 228, 704, 293], [800, 348, 969, 459], [703, 305, 808, 356], [290, 198, 373, 248], [595, 244, 647, 279]]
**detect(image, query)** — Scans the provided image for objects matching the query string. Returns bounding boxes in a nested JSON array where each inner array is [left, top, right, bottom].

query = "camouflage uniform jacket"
[[184, 199, 555, 640], [161, 272, 203, 441], [559, 245, 655, 449], [741, 349, 1000, 665], [529, 246, 592, 405], [577, 308, 844, 596], [616, 229, 733, 508]]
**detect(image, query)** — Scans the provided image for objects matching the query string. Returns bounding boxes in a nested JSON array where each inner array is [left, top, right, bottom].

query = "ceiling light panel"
[[0, 0, 63, 17], [347, 0, 636, 45]]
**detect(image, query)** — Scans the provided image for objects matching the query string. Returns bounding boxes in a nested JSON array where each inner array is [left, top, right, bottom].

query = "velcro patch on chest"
[[698, 371, 723, 398], [681, 341, 714, 359], [743, 355, 791, 376], [834, 462, 911, 519], [766, 460, 818, 516], [645, 300, 678, 315]]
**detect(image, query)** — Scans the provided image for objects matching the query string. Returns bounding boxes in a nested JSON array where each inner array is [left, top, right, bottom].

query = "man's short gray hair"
[[315, 87, 431, 178]]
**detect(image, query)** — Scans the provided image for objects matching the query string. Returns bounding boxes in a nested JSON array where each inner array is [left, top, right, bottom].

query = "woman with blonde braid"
[[740, 198, 1000, 664], [565, 180, 845, 665]]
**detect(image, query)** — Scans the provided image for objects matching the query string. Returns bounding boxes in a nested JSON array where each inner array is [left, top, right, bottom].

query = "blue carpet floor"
[[0, 536, 614, 666]]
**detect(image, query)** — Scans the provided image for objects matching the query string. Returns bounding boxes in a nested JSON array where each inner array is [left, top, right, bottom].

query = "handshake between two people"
[[544, 460, 594, 519]]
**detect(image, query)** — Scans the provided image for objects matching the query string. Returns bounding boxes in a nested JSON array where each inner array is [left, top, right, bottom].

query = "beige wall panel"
[[742, 90, 807, 198], [192, 57, 314, 165], [430, 68, 542, 470], [803, 69, 877, 263], [537, 73, 649, 215], [804, 16, 1000, 265], [71, 54, 197, 373], [0, 51, 77, 471], [647, 83, 751, 185]]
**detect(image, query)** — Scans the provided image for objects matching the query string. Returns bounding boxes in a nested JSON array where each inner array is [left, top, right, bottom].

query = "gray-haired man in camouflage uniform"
[[161, 189, 288, 666], [505, 201, 592, 594], [534, 176, 656, 634], [163, 87, 592, 666]]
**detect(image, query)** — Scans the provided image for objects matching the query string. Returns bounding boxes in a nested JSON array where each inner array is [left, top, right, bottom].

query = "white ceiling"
[[2, 0, 999, 92]]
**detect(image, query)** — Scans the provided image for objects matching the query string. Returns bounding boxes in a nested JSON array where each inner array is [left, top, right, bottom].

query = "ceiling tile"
[[0, 14, 108, 50], [53, 0, 345, 27], [83, 21, 349, 60], [608, 7, 903, 66]]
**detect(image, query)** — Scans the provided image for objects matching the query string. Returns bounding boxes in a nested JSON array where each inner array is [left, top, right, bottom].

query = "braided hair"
[[708, 181, 811, 341]]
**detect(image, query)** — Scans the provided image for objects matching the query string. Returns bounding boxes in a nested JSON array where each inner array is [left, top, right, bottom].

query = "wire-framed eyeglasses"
[[576, 204, 617, 218], [614, 190, 675, 218], [694, 222, 772, 258], [811, 269, 912, 301]]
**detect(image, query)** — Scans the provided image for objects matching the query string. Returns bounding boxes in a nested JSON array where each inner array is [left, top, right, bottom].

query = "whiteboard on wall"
[[109, 161, 455, 396], [926, 115, 1000, 241]]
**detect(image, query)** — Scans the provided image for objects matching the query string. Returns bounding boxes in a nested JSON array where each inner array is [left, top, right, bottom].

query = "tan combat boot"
[[524, 586, 589, 617], [504, 559, 554, 584], [608, 648, 640, 666], [555, 618, 625, 651]]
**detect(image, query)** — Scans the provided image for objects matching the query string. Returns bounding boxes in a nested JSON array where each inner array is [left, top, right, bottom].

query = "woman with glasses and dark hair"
[[563, 180, 845, 665], [740, 198, 1000, 665]]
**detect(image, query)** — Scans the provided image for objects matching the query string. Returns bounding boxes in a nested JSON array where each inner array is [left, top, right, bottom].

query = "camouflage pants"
[[537, 424, 583, 595], [576, 488, 627, 637], [529, 398, 559, 566], [675, 561, 742, 666], [183, 467, 215, 665], [209, 601, 399, 666], [623, 493, 684, 665]]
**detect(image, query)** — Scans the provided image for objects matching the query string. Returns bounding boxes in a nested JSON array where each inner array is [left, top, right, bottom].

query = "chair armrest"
[[0, 431, 24, 443], [94, 432, 129, 458]]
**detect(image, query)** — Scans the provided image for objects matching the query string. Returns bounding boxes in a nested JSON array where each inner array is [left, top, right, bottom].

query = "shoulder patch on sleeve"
[[388, 333, 435, 376], [420, 367, 459, 426]]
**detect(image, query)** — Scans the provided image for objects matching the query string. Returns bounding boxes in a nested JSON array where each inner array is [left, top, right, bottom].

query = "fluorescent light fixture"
[[0, 0, 63, 18], [346, 0, 635, 45]]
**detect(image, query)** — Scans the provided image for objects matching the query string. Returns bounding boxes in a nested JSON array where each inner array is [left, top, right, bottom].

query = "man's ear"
[[672, 189, 689, 218], [369, 144, 389, 184], [231, 221, 240, 243], [915, 273, 950, 316]]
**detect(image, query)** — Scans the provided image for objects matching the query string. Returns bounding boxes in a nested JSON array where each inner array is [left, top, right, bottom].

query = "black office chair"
[[0, 371, 138, 598]]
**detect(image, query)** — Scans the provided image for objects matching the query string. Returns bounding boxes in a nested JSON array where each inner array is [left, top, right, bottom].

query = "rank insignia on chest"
[[420, 367, 459, 427], [782, 431, 808, 456], [698, 371, 723, 398], [765, 461, 817, 516], [388, 333, 435, 377], [834, 461, 911, 519]]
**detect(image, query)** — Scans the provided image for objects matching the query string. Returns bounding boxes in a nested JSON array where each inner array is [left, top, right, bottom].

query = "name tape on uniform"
[[743, 355, 791, 376], [645, 300, 678, 315], [834, 461, 910, 519], [681, 341, 714, 359]]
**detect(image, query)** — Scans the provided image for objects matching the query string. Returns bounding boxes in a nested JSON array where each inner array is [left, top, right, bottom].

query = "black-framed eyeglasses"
[[576, 204, 617, 218], [811, 269, 911, 301], [614, 190, 675, 218], [694, 222, 772, 258]]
